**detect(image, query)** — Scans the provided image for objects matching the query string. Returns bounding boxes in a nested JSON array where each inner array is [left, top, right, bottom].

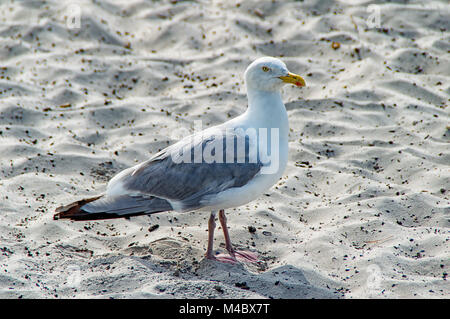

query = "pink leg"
[[217, 210, 259, 263], [205, 212, 216, 260], [205, 211, 237, 264]]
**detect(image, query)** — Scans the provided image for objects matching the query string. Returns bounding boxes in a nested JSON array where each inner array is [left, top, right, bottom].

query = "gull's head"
[[244, 56, 305, 92]]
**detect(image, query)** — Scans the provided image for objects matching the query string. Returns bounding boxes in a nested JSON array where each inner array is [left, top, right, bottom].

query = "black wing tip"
[[54, 208, 151, 221], [53, 195, 171, 221], [53, 195, 103, 221]]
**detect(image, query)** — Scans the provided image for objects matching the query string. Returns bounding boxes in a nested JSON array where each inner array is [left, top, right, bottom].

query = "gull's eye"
[[261, 66, 270, 72]]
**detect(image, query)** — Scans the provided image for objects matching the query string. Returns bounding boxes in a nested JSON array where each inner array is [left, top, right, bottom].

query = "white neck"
[[243, 89, 289, 134], [242, 88, 289, 179]]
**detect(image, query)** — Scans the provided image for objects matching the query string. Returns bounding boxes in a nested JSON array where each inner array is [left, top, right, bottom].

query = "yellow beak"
[[279, 72, 306, 87]]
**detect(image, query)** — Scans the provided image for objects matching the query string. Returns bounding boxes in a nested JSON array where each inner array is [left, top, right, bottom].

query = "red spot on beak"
[[295, 82, 301, 87]]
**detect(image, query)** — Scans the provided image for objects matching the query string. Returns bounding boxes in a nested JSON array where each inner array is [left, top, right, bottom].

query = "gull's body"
[[54, 57, 305, 263]]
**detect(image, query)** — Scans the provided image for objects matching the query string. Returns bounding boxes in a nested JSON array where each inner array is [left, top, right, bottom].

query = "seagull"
[[54, 56, 305, 264]]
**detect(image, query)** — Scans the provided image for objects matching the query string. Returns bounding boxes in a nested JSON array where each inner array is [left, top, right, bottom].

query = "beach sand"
[[0, 0, 448, 298]]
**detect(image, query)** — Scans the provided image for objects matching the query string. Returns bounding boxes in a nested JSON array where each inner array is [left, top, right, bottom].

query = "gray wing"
[[120, 127, 263, 211], [54, 127, 263, 221]]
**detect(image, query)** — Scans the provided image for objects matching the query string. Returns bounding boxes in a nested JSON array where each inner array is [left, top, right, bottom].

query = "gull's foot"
[[205, 252, 238, 264], [213, 253, 239, 264], [205, 251, 259, 264], [233, 250, 259, 263]]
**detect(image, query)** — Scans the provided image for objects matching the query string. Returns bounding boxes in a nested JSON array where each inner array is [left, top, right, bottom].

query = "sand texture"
[[0, 0, 449, 298]]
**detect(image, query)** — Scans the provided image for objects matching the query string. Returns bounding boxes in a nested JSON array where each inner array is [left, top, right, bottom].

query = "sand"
[[0, 0, 448, 299]]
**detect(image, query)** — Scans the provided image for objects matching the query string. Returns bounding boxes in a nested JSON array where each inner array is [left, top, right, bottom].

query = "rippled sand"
[[0, 0, 448, 298]]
